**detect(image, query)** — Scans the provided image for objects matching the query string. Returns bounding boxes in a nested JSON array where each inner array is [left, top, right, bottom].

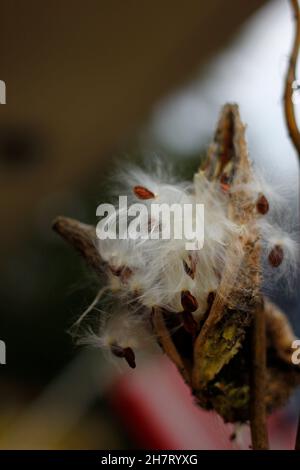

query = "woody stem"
[[285, 0, 300, 450], [250, 299, 269, 450]]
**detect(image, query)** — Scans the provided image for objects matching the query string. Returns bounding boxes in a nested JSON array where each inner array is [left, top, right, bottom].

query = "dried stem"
[[152, 308, 192, 385], [250, 299, 269, 450], [285, 0, 300, 451], [284, 0, 300, 159], [52, 216, 102, 275]]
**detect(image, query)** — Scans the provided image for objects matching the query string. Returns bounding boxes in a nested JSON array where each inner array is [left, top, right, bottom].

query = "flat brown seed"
[[220, 173, 230, 193], [111, 344, 136, 368], [256, 194, 269, 215], [268, 244, 284, 267], [133, 185, 155, 199], [120, 267, 133, 283], [181, 290, 198, 312], [220, 182, 230, 193], [183, 260, 195, 279], [183, 255, 197, 279], [109, 265, 132, 282], [109, 265, 123, 277], [123, 347, 136, 368], [220, 172, 230, 184], [182, 311, 198, 337], [207, 291, 216, 308]]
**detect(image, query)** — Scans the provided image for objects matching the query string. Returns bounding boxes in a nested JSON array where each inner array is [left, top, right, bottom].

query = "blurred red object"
[[110, 357, 241, 449], [109, 357, 298, 450]]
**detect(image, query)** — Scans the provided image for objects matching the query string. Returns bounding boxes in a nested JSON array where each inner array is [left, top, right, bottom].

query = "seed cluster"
[[78, 161, 298, 369]]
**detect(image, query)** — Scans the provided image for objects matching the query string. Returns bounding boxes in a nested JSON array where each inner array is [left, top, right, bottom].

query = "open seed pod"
[[53, 104, 300, 424]]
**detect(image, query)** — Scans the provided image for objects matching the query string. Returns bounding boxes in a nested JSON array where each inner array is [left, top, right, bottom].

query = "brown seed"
[[123, 347, 136, 368], [109, 265, 132, 282], [220, 173, 230, 193], [183, 256, 196, 279], [133, 185, 155, 200], [181, 311, 198, 337], [111, 344, 136, 368], [256, 194, 269, 215], [121, 267, 132, 283], [207, 291, 216, 308], [109, 266, 123, 277], [220, 183, 230, 193], [268, 244, 284, 267], [201, 292, 216, 323], [181, 290, 198, 312], [220, 172, 229, 184]]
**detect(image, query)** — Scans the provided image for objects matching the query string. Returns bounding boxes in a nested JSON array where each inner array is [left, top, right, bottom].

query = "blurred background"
[[0, 0, 299, 449]]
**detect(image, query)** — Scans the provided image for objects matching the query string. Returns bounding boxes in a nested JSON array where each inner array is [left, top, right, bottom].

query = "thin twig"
[[285, 0, 300, 451], [284, 0, 300, 159], [72, 286, 108, 329], [250, 299, 269, 450]]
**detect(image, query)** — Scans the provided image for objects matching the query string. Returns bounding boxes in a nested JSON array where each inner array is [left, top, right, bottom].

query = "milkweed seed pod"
[[53, 104, 300, 423]]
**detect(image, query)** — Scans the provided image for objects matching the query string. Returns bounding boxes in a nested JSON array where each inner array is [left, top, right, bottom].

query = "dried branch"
[[285, 0, 300, 451], [52, 216, 102, 275], [152, 308, 192, 385], [250, 299, 269, 450], [264, 299, 297, 363], [284, 0, 300, 159]]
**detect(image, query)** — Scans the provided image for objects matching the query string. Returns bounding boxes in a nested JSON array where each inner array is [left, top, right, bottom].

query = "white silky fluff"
[[84, 160, 298, 361]]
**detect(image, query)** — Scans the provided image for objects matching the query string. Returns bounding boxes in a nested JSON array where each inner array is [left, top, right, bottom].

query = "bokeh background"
[[0, 0, 299, 449]]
